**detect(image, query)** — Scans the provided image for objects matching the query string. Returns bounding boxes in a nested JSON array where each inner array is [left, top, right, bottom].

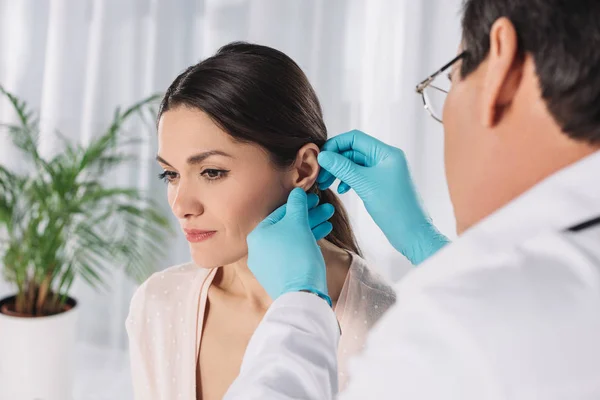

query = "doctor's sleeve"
[[224, 292, 341, 400], [338, 294, 495, 400]]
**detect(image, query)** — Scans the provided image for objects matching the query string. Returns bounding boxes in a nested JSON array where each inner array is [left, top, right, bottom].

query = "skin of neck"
[[213, 239, 350, 310]]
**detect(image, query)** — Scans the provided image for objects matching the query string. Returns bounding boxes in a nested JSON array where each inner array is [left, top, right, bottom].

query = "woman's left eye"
[[201, 169, 229, 181]]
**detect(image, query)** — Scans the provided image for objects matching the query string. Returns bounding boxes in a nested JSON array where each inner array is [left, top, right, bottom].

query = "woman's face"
[[157, 106, 293, 268]]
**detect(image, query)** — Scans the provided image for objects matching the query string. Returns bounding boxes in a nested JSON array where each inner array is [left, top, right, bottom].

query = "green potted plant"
[[0, 86, 171, 400]]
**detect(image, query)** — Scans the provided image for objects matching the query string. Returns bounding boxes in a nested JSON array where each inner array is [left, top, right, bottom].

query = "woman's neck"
[[212, 240, 352, 309], [212, 255, 271, 310]]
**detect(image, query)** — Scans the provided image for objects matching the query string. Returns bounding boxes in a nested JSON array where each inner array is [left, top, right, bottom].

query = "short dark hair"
[[460, 0, 600, 144], [159, 42, 362, 255]]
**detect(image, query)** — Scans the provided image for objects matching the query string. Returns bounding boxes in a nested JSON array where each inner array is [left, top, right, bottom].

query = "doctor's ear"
[[291, 143, 320, 191]]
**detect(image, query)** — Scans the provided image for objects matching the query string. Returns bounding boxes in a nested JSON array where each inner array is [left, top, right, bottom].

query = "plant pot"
[[0, 295, 78, 400]]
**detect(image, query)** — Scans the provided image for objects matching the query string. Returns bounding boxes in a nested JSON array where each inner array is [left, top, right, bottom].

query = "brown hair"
[[159, 41, 361, 255]]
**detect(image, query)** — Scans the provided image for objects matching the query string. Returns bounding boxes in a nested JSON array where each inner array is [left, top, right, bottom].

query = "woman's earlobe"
[[293, 143, 320, 190]]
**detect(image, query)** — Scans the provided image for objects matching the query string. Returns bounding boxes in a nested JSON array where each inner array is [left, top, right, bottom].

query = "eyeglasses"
[[416, 51, 466, 123]]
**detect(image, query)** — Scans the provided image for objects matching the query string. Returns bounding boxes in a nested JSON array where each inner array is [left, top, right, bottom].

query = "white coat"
[[224, 150, 600, 400]]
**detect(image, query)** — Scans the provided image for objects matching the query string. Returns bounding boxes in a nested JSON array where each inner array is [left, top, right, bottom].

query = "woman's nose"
[[170, 181, 204, 219]]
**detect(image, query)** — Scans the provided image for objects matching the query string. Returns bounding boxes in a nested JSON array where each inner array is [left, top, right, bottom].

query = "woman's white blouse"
[[126, 254, 396, 399]]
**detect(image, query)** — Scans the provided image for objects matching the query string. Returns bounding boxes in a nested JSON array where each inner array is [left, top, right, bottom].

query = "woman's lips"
[[184, 229, 216, 243]]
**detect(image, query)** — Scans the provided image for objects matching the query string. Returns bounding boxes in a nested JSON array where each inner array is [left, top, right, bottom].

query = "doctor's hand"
[[317, 129, 449, 265], [247, 188, 332, 306]]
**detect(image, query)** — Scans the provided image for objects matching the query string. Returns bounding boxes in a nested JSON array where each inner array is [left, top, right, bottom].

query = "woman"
[[126, 42, 396, 400]]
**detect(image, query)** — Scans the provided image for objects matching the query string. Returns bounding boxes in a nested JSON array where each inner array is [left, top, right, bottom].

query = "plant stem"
[[26, 280, 37, 315], [15, 289, 26, 314], [50, 292, 61, 313], [36, 272, 53, 316]]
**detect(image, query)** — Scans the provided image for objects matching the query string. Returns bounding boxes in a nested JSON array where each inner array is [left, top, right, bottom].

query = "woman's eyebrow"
[[155, 155, 173, 167], [155, 150, 233, 167], [186, 150, 233, 165]]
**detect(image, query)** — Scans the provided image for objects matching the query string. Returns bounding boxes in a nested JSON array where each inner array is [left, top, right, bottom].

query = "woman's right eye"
[[158, 171, 179, 184]]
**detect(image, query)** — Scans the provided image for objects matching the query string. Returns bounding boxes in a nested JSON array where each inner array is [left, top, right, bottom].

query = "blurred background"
[[0, 0, 461, 398]]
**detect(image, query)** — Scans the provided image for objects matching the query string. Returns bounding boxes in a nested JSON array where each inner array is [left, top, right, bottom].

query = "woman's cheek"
[[166, 184, 177, 210], [227, 182, 276, 233]]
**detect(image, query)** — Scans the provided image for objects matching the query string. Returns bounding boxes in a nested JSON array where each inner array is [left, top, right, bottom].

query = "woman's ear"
[[291, 143, 320, 191]]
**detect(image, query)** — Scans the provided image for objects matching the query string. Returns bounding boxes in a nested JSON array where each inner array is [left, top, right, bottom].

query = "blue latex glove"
[[296, 192, 335, 242], [317, 129, 449, 265], [247, 188, 332, 305]]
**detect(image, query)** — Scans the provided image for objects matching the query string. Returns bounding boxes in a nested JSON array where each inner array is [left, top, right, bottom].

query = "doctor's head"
[[156, 42, 360, 268], [439, 0, 600, 233]]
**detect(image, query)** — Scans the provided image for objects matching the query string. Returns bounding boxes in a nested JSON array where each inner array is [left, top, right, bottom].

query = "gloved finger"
[[312, 221, 333, 241], [306, 192, 319, 210], [318, 148, 370, 188], [318, 151, 363, 188], [260, 191, 317, 229], [317, 173, 336, 190], [322, 129, 385, 156], [257, 203, 287, 228], [308, 203, 335, 229], [341, 150, 368, 167], [337, 182, 351, 194], [317, 166, 334, 184], [284, 187, 310, 221], [318, 131, 366, 186]]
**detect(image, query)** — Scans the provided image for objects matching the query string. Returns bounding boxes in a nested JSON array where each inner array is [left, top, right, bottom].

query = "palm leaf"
[[0, 85, 36, 126], [0, 88, 170, 316], [79, 93, 160, 173]]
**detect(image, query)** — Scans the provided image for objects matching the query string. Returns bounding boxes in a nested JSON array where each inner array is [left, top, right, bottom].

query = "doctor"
[[226, 0, 600, 398]]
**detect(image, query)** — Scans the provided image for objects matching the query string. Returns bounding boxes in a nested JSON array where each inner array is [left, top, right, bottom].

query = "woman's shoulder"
[[348, 254, 397, 303], [336, 254, 397, 368], [126, 263, 213, 394], [128, 262, 212, 316], [137, 261, 210, 293], [336, 254, 397, 328]]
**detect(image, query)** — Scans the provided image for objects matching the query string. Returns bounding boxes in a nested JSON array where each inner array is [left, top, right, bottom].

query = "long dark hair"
[[158, 41, 361, 256]]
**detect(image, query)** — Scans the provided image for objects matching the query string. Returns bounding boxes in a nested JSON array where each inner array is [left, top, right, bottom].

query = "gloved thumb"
[[318, 151, 361, 187], [285, 187, 310, 222]]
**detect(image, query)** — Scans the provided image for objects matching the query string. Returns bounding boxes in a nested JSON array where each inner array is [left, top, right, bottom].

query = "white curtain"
[[0, 0, 461, 398]]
